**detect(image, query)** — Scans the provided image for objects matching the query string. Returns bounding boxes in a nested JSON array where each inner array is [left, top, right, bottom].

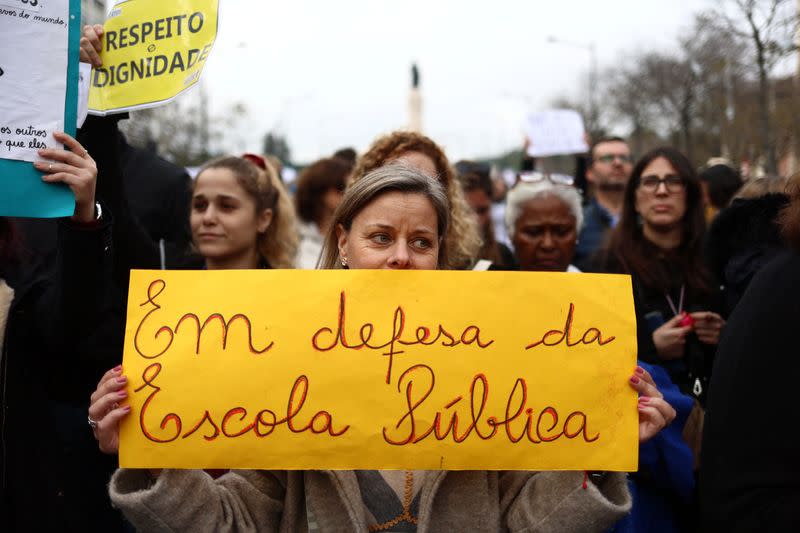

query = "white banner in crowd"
[[0, 0, 70, 162], [525, 109, 589, 158]]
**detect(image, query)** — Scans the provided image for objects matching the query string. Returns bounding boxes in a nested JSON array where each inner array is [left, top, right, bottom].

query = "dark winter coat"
[[706, 193, 789, 316], [700, 250, 800, 532], [596, 247, 723, 406], [12, 117, 192, 273], [0, 218, 116, 532]]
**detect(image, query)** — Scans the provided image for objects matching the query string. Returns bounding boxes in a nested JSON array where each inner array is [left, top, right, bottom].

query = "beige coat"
[[110, 468, 631, 532]]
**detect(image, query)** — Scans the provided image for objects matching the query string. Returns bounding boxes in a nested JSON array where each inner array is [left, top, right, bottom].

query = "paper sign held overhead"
[[0, 0, 80, 217], [88, 0, 219, 115], [121, 269, 639, 472], [525, 109, 589, 158], [0, 0, 42, 13], [0, 0, 69, 163]]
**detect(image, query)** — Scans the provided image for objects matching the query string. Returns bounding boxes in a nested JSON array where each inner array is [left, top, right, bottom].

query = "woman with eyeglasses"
[[595, 147, 724, 407]]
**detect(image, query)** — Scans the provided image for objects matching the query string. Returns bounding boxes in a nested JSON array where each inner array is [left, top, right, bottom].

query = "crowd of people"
[[0, 23, 798, 532]]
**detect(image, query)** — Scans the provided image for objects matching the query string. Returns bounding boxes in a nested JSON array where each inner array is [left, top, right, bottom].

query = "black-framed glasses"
[[639, 174, 685, 193], [518, 171, 574, 186], [595, 154, 632, 164]]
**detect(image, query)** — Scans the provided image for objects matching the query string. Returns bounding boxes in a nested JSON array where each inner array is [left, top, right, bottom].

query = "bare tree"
[[574, 9, 794, 168], [261, 132, 292, 165], [604, 50, 700, 159], [549, 71, 612, 141], [604, 63, 662, 156], [643, 52, 700, 160], [710, 0, 799, 173], [120, 96, 248, 167], [683, 14, 749, 159]]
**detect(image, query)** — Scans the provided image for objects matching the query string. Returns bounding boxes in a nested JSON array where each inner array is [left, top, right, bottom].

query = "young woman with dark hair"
[[294, 157, 351, 268], [597, 147, 724, 405]]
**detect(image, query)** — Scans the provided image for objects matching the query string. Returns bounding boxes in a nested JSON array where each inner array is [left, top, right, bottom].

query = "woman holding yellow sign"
[[89, 163, 674, 532]]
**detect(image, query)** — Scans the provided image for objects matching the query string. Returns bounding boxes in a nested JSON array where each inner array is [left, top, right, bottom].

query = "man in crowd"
[[574, 137, 633, 270]]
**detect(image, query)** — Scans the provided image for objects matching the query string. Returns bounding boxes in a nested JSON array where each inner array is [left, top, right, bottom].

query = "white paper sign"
[[0, 0, 42, 13], [0, 0, 69, 163], [525, 109, 589, 158]]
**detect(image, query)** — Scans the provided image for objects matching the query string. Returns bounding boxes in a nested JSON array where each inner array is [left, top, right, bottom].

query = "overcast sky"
[[198, 0, 716, 163]]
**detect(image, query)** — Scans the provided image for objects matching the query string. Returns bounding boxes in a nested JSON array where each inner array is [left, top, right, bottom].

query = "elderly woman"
[[88, 164, 673, 532], [505, 173, 585, 272]]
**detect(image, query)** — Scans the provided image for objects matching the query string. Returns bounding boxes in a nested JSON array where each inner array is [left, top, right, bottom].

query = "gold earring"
[[340, 256, 348, 267]]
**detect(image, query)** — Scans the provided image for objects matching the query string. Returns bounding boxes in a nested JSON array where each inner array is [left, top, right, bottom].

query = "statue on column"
[[408, 63, 422, 132]]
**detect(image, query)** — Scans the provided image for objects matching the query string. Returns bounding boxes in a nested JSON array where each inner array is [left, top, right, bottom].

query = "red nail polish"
[[116, 376, 127, 384], [639, 397, 649, 403], [113, 365, 122, 372], [635, 367, 645, 375], [117, 390, 127, 398], [630, 375, 640, 384], [122, 405, 131, 412]]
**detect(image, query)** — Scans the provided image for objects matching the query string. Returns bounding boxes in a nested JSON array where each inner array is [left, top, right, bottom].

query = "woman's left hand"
[[690, 311, 725, 345], [34, 132, 98, 223], [629, 365, 676, 444]]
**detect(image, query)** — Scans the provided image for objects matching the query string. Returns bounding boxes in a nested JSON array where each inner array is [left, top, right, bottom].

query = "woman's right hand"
[[80, 24, 105, 67], [652, 314, 692, 360], [89, 366, 131, 454]]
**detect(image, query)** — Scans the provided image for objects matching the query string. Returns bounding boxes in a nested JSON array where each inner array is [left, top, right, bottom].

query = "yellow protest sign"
[[120, 269, 638, 471], [88, 0, 219, 115]]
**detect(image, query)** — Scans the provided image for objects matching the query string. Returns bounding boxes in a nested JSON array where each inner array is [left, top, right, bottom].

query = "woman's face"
[[190, 168, 272, 263], [396, 151, 439, 179], [337, 191, 440, 270], [512, 194, 577, 272], [635, 157, 687, 231]]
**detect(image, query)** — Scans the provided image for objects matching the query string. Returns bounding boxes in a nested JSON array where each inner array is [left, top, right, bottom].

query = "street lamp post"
[[546, 36, 598, 137]]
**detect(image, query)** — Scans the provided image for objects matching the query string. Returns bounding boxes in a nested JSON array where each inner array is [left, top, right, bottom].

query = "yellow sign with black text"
[[120, 269, 639, 471], [88, 0, 219, 115]]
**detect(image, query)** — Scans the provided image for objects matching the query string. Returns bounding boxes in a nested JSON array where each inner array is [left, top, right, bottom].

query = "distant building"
[[81, 0, 106, 25]]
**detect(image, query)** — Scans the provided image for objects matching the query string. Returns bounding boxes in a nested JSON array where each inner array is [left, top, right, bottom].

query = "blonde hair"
[[349, 131, 482, 269], [197, 156, 298, 268], [735, 175, 788, 200], [782, 172, 800, 250], [262, 159, 298, 268], [318, 163, 450, 269]]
